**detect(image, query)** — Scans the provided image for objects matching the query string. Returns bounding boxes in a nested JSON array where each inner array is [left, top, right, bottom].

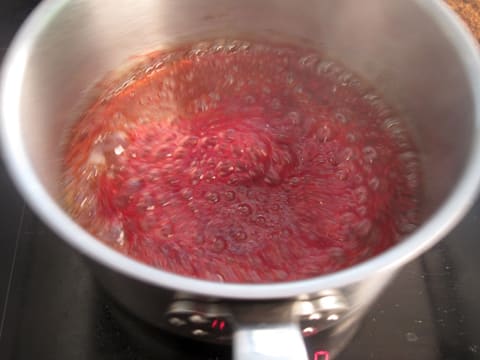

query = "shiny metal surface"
[[232, 301, 308, 360], [234, 324, 309, 360], [2, 0, 480, 358]]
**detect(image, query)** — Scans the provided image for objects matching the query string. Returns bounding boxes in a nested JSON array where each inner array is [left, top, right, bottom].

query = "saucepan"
[[2, 0, 480, 358]]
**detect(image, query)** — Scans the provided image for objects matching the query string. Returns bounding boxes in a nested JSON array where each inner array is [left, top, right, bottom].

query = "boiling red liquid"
[[63, 40, 421, 283]]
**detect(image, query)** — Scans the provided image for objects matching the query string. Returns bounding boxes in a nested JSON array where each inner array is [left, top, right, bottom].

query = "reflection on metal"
[[234, 324, 309, 360]]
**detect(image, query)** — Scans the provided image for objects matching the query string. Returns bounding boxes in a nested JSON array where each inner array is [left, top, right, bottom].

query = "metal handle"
[[234, 323, 309, 360]]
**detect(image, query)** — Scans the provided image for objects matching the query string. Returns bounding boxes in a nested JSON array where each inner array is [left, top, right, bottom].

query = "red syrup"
[[62, 40, 421, 283]]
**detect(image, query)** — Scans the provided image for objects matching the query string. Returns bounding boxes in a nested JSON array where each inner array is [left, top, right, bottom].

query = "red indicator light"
[[211, 319, 226, 330], [314, 351, 330, 360]]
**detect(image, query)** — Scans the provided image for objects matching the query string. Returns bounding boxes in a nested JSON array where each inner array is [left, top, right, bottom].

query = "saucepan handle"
[[233, 323, 309, 360]]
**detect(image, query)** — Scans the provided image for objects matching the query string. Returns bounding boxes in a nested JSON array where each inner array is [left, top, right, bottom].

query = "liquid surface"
[[63, 39, 421, 283]]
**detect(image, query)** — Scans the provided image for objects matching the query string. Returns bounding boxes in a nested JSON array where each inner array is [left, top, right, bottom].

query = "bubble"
[[224, 41, 239, 52], [88, 148, 106, 165], [328, 153, 339, 166], [224, 190, 236, 201], [188, 203, 200, 214], [163, 77, 177, 90], [354, 186, 368, 204], [273, 269, 288, 280], [204, 171, 217, 183], [211, 236, 226, 252], [299, 54, 320, 69], [406, 172, 420, 190], [190, 168, 202, 185], [235, 160, 250, 173], [204, 271, 222, 283], [353, 173, 364, 185], [112, 77, 136, 96], [368, 177, 380, 191], [294, 86, 305, 95], [233, 230, 247, 241], [179, 183, 194, 200], [316, 60, 335, 74], [341, 147, 354, 161], [317, 124, 333, 142], [356, 206, 368, 217], [100, 220, 125, 246], [396, 216, 417, 234], [404, 209, 418, 224], [205, 191, 220, 203], [227, 176, 240, 185], [171, 146, 187, 159], [237, 203, 252, 216], [159, 222, 174, 238], [281, 226, 294, 238], [286, 72, 295, 85], [363, 146, 377, 162], [183, 70, 195, 82], [194, 98, 209, 112], [329, 247, 346, 264], [336, 169, 349, 181], [158, 192, 176, 207], [115, 229, 126, 246], [342, 236, 360, 249], [387, 125, 407, 142], [271, 98, 282, 110], [215, 161, 234, 177], [353, 218, 372, 237], [285, 111, 301, 126], [124, 177, 144, 194], [237, 41, 251, 51], [271, 203, 281, 213], [224, 73, 235, 86], [264, 167, 282, 185], [140, 215, 156, 232], [346, 133, 356, 143], [335, 112, 348, 124], [290, 177, 301, 186], [113, 111, 127, 121], [200, 136, 217, 148], [193, 233, 205, 245], [340, 212, 357, 224], [232, 146, 245, 158], [338, 71, 354, 85], [255, 215, 266, 226], [398, 151, 417, 163], [154, 145, 171, 160], [363, 93, 380, 102], [138, 96, 148, 106], [146, 204, 156, 211], [382, 117, 401, 131], [209, 92, 221, 101], [244, 95, 256, 104], [189, 43, 207, 57]]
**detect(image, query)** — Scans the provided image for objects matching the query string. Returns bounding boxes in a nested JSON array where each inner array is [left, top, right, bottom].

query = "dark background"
[[0, 1, 479, 359]]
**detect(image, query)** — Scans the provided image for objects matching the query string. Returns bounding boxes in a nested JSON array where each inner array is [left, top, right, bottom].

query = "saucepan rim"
[[2, 0, 480, 299]]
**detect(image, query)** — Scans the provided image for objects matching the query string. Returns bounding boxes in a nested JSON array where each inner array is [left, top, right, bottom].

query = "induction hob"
[[1, 1, 479, 359]]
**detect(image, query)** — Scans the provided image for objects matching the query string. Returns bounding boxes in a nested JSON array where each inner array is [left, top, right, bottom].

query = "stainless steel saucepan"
[[2, 0, 480, 359]]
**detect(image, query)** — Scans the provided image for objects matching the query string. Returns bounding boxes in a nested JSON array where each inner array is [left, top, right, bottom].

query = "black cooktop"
[[1, 1, 480, 359]]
